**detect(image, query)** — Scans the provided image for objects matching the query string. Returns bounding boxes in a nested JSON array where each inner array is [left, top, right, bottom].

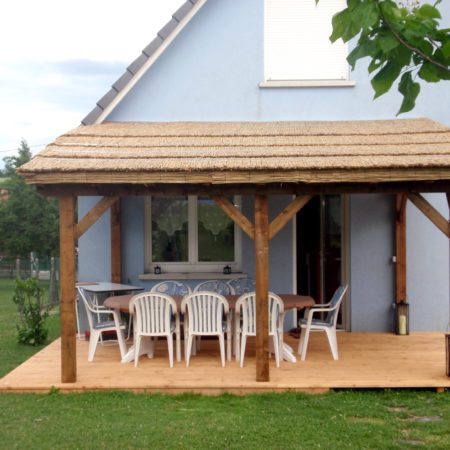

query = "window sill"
[[259, 80, 356, 88], [138, 272, 247, 281]]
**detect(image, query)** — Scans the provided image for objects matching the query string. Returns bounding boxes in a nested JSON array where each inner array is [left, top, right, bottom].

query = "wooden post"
[[111, 199, 121, 283], [59, 196, 77, 383], [255, 194, 269, 382], [395, 194, 407, 304]]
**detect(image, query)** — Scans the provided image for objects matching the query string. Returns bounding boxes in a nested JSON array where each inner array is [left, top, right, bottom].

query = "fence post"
[[15, 258, 20, 278], [35, 257, 40, 280], [48, 257, 59, 306]]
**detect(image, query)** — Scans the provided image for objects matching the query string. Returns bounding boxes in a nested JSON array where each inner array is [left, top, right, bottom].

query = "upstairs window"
[[264, 0, 348, 81]]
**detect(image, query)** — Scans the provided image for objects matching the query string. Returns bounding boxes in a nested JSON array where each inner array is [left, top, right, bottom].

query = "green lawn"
[[0, 278, 450, 449], [0, 278, 60, 377], [0, 390, 450, 449]]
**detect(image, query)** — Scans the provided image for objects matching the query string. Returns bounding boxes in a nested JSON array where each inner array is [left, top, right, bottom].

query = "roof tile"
[[97, 89, 119, 109], [173, 1, 194, 22], [112, 71, 134, 92], [158, 18, 179, 40], [142, 36, 164, 57], [127, 53, 148, 75], [81, 106, 104, 126]]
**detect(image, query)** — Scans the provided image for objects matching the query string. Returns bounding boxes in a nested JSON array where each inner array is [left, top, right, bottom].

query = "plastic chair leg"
[[325, 328, 339, 360], [300, 327, 311, 361], [88, 330, 101, 362], [239, 335, 247, 368], [185, 334, 193, 367], [219, 334, 225, 367], [167, 334, 174, 368], [134, 335, 142, 367]]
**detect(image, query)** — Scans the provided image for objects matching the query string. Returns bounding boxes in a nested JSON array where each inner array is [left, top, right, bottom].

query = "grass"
[[0, 390, 450, 449], [0, 278, 60, 377], [0, 279, 450, 449]]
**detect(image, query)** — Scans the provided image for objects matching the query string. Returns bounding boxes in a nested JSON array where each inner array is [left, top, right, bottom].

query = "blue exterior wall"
[[78, 0, 450, 331]]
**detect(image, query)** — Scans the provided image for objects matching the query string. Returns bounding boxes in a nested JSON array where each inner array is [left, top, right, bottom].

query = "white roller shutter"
[[264, 0, 349, 81]]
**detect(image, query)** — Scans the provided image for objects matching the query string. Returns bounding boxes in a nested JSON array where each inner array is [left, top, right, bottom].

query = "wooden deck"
[[1, 332, 449, 394]]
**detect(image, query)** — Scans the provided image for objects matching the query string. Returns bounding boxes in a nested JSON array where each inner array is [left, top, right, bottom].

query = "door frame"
[[292, 194, 351, 330]]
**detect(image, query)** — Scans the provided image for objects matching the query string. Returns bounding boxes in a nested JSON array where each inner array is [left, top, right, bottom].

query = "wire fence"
[[0, 254, 60, 307]]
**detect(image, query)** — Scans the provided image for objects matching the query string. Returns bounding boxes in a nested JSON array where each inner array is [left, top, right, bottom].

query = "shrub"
[[12, 277, 49, 345]]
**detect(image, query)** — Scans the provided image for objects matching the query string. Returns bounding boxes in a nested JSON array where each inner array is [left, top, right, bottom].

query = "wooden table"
[[104, 293, 315, 364], [104, 293, 314, 313]]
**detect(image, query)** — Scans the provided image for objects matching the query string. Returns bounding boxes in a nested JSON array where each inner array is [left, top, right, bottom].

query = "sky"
[[0, 0, 183, 166]]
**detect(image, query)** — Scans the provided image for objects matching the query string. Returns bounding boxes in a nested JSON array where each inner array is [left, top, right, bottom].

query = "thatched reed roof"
[[18, 118, 450, 185]]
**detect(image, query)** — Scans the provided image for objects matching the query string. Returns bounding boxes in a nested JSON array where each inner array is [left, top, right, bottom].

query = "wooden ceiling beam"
[[407, 193, 450, 238], [211, 195, 255, 240], [37, 180, 450, 198], [269, 195, 313, 240], [74, 196, 119, 240]]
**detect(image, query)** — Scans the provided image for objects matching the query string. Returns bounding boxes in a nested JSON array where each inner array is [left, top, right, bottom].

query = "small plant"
[[12, 277, 49, 345]]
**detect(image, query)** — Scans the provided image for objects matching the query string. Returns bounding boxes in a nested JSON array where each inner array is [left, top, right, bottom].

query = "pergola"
[[18, 118, 450, 383]]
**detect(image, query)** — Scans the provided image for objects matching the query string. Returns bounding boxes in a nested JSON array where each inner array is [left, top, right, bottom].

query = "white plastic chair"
[[77, 286, 127, 362], [228, 278, 256, 295], [194, 280, 233, 296], [129, 292, 181, 368], [181, 292, 231, 367], [235, 292, 284, 368], [298, 285, 348, 361], [151, 280, 191, 296]]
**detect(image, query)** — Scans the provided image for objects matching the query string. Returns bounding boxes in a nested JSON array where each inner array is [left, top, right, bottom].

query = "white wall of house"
[[78, 0, 450, 331]]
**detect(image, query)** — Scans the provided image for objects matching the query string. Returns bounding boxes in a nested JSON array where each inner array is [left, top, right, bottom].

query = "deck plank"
[[1, 332, 449, 394]]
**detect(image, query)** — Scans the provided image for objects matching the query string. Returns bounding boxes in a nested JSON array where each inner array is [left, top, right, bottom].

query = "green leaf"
[[418, 62, 441, 82], [347, 39, 376, 70], [368, 58, 383, 74], [331, 10, 361, 43], [371, 60, 403, 98], [442, 41, 450, 59], [417, 4, 441, 19], [378, 32, 399, 53], [397, 71, 421, 115]]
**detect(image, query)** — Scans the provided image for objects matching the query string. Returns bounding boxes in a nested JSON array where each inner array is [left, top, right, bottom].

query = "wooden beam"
[[211, 195, 255, 240], [408, 193, 450, 238], [254, 194, 270, 382], [395, 194, 407, 303], [74, 196, 119, 240], [269, 195, 313, 240], [37, 180, 450, 198], [59, 196, 77, 383], [111, 199, 121, 283]]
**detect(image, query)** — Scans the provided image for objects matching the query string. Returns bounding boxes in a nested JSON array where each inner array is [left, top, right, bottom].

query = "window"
[[145, 196, 241, 273], [264, 0, 348, 81]]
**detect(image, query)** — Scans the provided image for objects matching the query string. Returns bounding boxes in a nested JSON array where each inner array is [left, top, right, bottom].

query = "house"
[[15, 0, 450, 388]]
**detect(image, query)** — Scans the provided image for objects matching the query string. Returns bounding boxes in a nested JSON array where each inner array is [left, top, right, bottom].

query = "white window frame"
[[263, 0, 351, 85], [144, 196, 242, 273]]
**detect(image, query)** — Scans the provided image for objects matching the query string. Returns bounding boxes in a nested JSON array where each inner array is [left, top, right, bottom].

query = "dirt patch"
[[407, 415, 443, 423], [386, 406, 408, 412], [346, 416, 385, 424]]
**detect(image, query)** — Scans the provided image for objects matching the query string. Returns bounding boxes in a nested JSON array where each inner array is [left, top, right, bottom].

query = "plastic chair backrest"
[[194, 280, 233, 296], [151, 281, 191, 296], [129, 292, 177, 335], [77, 286, 98, 330], [236, 292, 284, 335], [181, 292, 229, 334], [228, 278, 256, 295], [325, 285, 348, 325]]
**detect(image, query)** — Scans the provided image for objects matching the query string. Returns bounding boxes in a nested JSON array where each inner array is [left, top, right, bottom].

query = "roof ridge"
[[81, 0, 204, 125]]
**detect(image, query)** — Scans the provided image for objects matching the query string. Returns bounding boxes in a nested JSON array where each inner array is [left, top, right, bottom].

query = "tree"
[[3, 140, 32, 176], [0, 140, 59, 258], [327, 0, 450, 114]]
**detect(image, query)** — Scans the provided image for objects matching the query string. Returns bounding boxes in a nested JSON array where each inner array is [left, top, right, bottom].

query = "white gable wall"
[[80, 0, 450, 331]]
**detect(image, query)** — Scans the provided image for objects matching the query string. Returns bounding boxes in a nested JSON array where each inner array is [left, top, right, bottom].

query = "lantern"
[[395, 302, 409, 336]]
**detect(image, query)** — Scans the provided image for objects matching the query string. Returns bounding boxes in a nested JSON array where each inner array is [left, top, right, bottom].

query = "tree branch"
[[377, 0, 450, 73]]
